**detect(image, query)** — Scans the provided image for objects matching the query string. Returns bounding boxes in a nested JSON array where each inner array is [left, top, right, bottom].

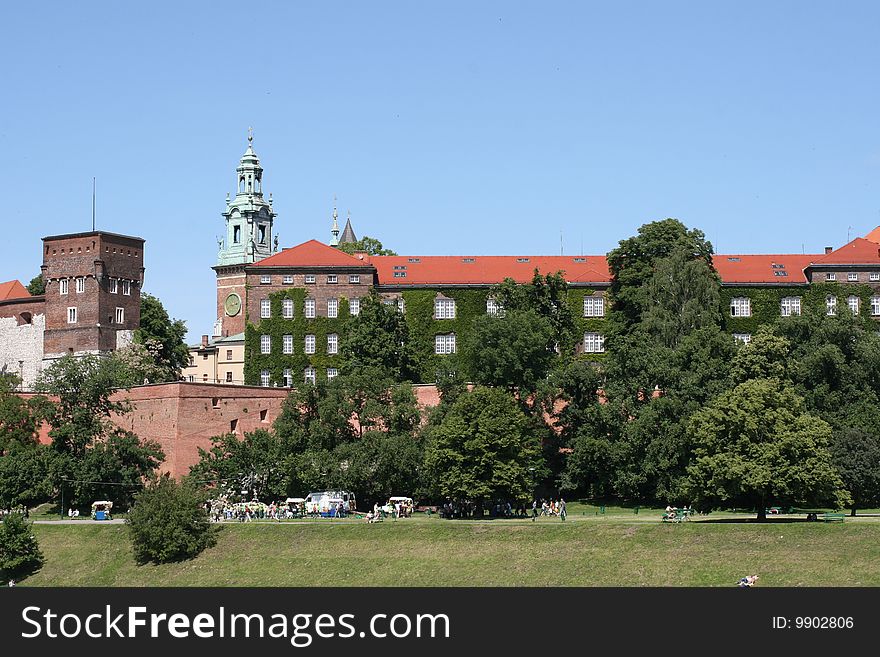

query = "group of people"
[[663, 505, 694, 520], [532, 498, 567, 521], [66, 508, 81, 518]]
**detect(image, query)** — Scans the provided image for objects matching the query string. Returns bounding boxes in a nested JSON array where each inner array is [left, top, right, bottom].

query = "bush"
[[127, 476, 217, 564], [0, 512, 44, 584]]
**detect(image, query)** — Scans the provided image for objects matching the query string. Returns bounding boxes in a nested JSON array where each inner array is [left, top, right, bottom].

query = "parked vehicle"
[[91, 500, 113, 521], [304, 490, 356, 515]]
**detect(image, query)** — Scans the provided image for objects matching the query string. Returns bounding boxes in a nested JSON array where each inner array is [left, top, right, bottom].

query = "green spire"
[[330, 197, 340, 247]]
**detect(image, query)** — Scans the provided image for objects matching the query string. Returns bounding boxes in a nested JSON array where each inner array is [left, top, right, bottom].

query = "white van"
[[304, 490, 356, 515]]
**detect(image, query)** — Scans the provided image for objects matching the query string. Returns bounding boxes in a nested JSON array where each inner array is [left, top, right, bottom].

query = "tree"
[[729, 327, 790, 384], [424, 386, 544, 506], [127, 475, 217, 564], [493, 270, 576, 355], [0, 446, 59, 509], [135, 293, 189, 381], [26, 274, 45, 296], [75, 432, 164, 510], [685, 378, 849, 520], [337, 236, 397, 256], [461, 310, 555, 396], [830, 428, 880, 516], [0, 513, 44, 584], [342, 293, 414, 380], [607, 218, 714, 335], [0, 374, 48, 454]]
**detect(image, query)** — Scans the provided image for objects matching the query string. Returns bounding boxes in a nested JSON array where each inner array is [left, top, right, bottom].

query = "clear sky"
[[3, 2, 879, 341]]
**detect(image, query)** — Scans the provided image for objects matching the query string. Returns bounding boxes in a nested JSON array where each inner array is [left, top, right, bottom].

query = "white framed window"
[[260, 335, 271, 354], [871, 296, 880, 317], [260, 298, 271, 319], [826, 295, 837, 316], [115, 307, 124, 324], [327, 333, 338, 354], [283, 275, 294, 284], [260, 370, 270, 387], [583, 296, 605, 317], [283, 368, 292, 387], [780, 296, 801, 317], [260, 275, 271, 284], [848, 272, 858, 282], [67, 307, 77, 324], [305, 298, 315, 318], [328, 298, 338, 318], [583, 332, 605, 353], [226, 371, 233, 383], [327, 274, 338, 284], [304, 367, 316, 384], [435, 298, 456, 319], [826, 272, 836, 282], [435, 334, 456, 355], [730, 297, 751, 317], [733, 333, 752, 344], [848, 295, 860, 315], [486, 298, 501, 316], [109, 278, 117, 294], [327, 368, 338, 380], [349, 275, 360, 284], [305, 274, 316, 284], [59, 279, 68, 295], [305, 334, 316, 354], [870, 272, 880, 282], [349, 298, 360, 316], [122, 280, 131, 295], [75, 277, 85, 293], [282, 298, 294, 319], [282, 334, 293, 354]]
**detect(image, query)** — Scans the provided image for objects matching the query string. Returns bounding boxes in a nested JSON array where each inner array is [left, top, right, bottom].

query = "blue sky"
[[2, 2, 879, 341]]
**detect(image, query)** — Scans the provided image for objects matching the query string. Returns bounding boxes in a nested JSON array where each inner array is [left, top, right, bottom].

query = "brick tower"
[[40, 230, 145, 363]]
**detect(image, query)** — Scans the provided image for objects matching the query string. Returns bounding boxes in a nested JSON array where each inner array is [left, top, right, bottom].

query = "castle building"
[[0, 231, 145, 389]]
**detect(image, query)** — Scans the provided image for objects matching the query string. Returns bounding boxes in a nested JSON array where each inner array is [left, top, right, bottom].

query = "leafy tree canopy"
[[0, 513, 44, 584], [492, 270, 576, 354], [342, 293, 415, 381], [135, 293, 189, 381], [337, 236, 397, 256], [830, 428, 880, 516], [26, 274, 45, 296]]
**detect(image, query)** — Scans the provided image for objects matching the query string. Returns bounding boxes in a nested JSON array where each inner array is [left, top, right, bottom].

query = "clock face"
[[224, 293, 242, 317]]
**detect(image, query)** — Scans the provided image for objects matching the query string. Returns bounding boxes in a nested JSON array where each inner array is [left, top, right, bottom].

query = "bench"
[[822, 513, 845, 523]]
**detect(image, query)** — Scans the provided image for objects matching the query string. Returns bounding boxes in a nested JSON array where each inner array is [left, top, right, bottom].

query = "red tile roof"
[[865, 226, 880, 244], [253, 240, 374, 268], [713, 254, 817, 284], [366, 255, 611, 286], [0, 280, 30, 301], [810, 238, 880, 265]]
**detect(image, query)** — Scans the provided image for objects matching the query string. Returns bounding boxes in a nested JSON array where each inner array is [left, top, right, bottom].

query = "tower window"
[[115, 307, 124, 324], [233, 225, 241, 244], [75, 277, 85, 293], [67, 307, 77, 324], [122, 280, 131, 295], [109, 278, 118, 294], [259, 225, 266, 244], [328, 298, 338, 318], [59, 279, 69, 295]]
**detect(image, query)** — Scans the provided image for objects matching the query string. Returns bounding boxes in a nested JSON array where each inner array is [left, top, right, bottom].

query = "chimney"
[[201, 335, 209, 348], [824, 246, 833, 255]]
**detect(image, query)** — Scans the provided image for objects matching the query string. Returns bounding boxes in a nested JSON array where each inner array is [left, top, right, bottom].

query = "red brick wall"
[[0, 297, 44, 323], [215, 267, 247, 337], [245, 269, 375, 322]]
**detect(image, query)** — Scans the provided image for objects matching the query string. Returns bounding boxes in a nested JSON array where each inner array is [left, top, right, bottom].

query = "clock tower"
[[213, 131, 278, 337]]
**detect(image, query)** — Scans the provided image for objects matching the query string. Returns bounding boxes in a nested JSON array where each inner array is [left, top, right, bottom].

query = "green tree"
[[424, 386, 544, 506], [127, 475, 217, 564], [76, 432, 164, 510], [686, 378, 849, 520], [493, 270, 576, 354], [830, 428, 880, 516], [26, 274, 45, 296], [0, 513, 44, 584], [461, 310, 555, 396], [342, 293, 415, 380], [729, 327, 790, 384], [0, 446, 58, 509], [0, 374, 48, 454], [135, 293, 189, 381], [337, 236, 397, 256]]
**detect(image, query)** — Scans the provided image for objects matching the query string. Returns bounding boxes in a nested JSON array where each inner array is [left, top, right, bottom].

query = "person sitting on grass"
[[738, 575, 759, 587]]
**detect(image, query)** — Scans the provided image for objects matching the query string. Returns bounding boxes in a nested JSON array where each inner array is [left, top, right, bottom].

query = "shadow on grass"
[[697, 517, 822, 524]]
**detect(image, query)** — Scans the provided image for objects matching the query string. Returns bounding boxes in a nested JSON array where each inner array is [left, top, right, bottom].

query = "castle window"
[[75, 277, 85, 294], [780, 297, 801, 317], [349, 298, 360, 316], [122, 280, 131, 295], [305, 334, 316, 354], [434, 298, 456, 319], [870, 273, 880, 282], [826, 272, 836, 281], [871, 296, 880, 316], [583, 332, 605, 353], [282, 298, 294, 319], [304, 367, 316, 384], [583, 296, 605, 317], [327, 275, 338, 284], [305, 274, 316, 284], [328, 298, 338, 318], [435, 334, 456, 355], [283, 334, 293, 354], [327, 368, 338, 380], [226, 349, 233, 360], [349, 275, 360, 284], [260, 298, 271, 318], [59, 279, 68, 295], [226, 372, 233, 383], [260, 370, 270, 387], [848, 295, 860, 315], [67, 307, 77, 324], [486, 298, 501, 316], [826, 295, 837, 316], [109, 278, 117, 294], [115, 307, 124, 324], [283, 369, 292, 387], [305, 298, 316, 318], [260, 335, 271, 354], [233, 225, 241, 244], [327, 333, 338, 354], [848, 272, 858, 282], [259, 225, 266, 244], [260, 275, 271, 284], [730, 297, 751, 317], [283, 275, 294, 284]]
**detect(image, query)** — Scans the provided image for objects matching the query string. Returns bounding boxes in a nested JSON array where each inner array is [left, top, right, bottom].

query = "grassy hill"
[[21, 510, 880, 586]]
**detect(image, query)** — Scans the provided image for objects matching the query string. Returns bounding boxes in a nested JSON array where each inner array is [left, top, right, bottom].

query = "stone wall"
[[0, 311, 45, 390]]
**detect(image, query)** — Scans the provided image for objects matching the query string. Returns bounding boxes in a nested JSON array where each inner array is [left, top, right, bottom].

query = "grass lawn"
[[21, 509, 880, 587]]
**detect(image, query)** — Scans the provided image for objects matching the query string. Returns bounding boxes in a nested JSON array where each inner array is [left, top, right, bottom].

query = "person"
[[531, 500, 538, 521], [738, 575, 759, 587], [559, 498, 566, 521], [73, 509, 79, 518]]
